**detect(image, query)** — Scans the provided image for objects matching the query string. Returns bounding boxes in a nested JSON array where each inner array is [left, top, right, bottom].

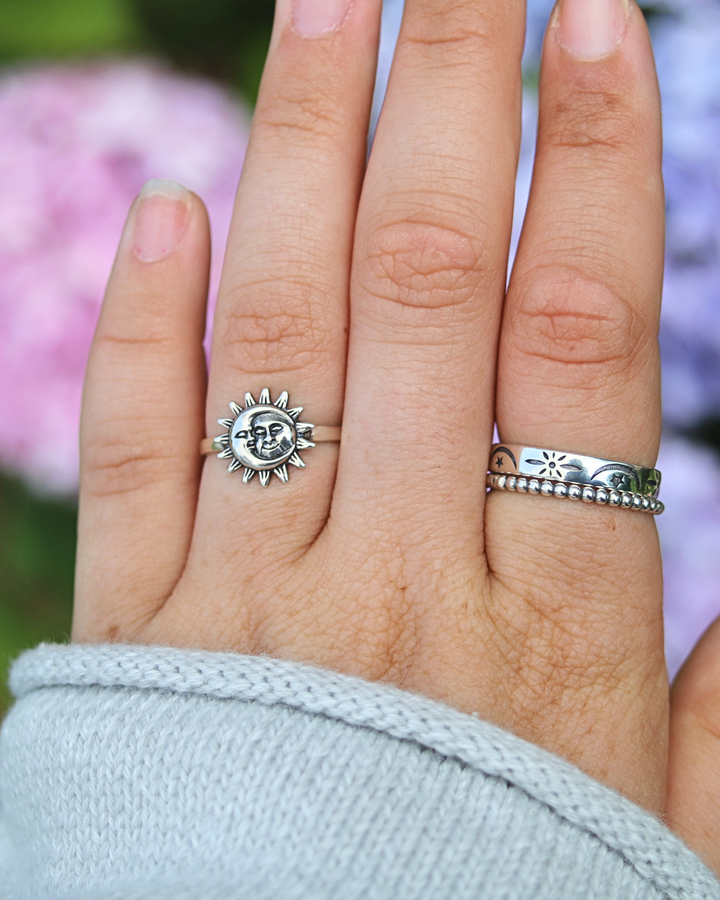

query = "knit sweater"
[[0, 643, 718, 899]]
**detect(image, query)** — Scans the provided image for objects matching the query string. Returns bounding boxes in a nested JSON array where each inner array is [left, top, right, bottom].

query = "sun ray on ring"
[[215, 390, 323, 485]]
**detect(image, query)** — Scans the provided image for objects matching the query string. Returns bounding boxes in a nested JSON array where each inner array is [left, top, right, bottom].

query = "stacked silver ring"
[[487, 443, 664, 515], [486, 472, 664, 514]]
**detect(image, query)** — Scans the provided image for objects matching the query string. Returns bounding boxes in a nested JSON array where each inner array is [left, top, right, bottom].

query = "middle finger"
[[335, 0, 525, 562]]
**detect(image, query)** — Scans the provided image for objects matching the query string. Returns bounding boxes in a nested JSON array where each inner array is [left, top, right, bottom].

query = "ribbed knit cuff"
[[2, 643, 719, 900]]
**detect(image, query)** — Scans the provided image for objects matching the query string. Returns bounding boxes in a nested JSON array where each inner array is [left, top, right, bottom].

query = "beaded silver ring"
[[486, 473, 664, 515]]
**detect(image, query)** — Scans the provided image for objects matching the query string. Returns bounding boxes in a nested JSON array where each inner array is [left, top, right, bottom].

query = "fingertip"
[[554, 0, 629, 63], [132, 179, 192, 263], [116, 180, 210, 271], [544, 0, 658, 77]]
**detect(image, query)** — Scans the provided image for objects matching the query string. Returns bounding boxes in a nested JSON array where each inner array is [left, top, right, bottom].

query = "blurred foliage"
[[639, 3, 667, 22], [130, 0, 274, 101], [688, 418, 720, 455], [0, 0, 275, 102], [0, 0, 141, 63], [0, 474, 75, 716]]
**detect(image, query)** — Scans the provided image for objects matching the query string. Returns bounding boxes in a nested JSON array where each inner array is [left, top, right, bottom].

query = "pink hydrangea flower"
[[0, 61, 250, 494]]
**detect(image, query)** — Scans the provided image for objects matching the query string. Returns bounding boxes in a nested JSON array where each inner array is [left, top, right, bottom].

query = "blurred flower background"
[[1, 0, 720, 713]]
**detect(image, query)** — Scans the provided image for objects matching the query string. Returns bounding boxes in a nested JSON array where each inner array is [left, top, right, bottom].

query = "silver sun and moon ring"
[[200, 389, 341, 486], [487, 443, 664, 514]]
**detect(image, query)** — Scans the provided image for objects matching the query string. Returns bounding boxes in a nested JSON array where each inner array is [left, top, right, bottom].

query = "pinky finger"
[[667, 616, 720, 876], [73, 180, 210, 642]]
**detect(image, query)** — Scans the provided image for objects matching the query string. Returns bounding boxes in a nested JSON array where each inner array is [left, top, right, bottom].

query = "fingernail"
[[557, 0, 629, 60], [292, 0, 352, 37], [133, 179, 191, 263]]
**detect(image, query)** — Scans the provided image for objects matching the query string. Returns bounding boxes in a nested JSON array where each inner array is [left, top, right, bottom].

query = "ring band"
[[201, 388, 340, 486], [488, 443, 661, 498], [487, 473, 664, 515], [200, 426, 341, 455]]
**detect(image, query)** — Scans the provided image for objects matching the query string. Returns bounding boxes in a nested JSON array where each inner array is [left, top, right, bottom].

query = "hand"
[[71, 0, 720, 871]]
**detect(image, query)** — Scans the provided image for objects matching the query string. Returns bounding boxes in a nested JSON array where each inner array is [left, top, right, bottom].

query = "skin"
[[72, 0, 720, 873]]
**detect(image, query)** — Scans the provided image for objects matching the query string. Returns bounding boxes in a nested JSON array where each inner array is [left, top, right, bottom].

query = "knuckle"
[[259, 78, 344, 148], [509, 269, 647, 376], [94, 308, 178, 356], [403, 27, 493, 67], [546, 83, 637, 155], [219, 284, 331, 376], [358, 220, 486, 319], [82, 430, 169, 499], [94, 331, 175, 361], [402, 3, 498, 63]]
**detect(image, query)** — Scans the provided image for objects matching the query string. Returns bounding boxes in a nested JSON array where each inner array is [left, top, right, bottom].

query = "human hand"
[[71, 0, 720, 870]]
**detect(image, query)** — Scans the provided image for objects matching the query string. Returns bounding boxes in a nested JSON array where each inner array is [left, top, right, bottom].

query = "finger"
[[667, 616, 720, 876], [73, 181, 209, 642], [186, 0, 382, 588], [335, 0, 525, 557], [497, 0, 663, 463], [488, 1, 666, 808]]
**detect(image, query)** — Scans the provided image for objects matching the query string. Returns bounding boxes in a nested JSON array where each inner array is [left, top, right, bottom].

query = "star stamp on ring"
[[214, 389, 315, 486]]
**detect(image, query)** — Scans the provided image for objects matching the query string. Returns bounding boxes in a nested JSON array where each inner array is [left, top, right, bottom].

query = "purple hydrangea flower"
[[652, 6, 720, 425], [657, 435, 720, 676], [0, 61, 249, 494]]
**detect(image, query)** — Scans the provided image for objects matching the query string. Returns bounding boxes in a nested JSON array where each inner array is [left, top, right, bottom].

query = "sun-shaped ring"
[[200, 389, 341, 486]]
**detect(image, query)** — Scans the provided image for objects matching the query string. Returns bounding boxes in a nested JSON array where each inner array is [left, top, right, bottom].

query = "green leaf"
[[0, 474, 75, 719], [0, 0, 142, 61]]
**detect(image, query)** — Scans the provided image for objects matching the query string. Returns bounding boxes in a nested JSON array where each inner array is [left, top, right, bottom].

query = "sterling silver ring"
[[200, 388, 341, 486], [488, 443, 661, 498], [486, 473, 664, 515]]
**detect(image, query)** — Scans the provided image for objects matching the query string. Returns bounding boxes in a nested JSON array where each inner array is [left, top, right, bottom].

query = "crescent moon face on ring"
[[214, 390, 315, 485], [230, 406, 297, 471]]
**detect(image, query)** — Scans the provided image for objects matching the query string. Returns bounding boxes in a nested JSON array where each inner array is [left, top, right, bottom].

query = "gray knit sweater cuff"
[[1, 644, 718, 900]]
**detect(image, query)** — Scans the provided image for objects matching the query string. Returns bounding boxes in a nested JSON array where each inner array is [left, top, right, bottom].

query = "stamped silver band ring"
[[200, 388, 341, 486], [486, 473, 664, 515], [488, 443, 661, 499]]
